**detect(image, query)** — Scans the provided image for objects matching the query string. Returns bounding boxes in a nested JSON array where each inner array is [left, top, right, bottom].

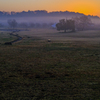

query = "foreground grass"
[[0, 35, 100, 100]]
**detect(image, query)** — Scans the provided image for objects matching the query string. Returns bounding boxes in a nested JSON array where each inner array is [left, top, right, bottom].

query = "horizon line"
[[0, 10, 99, 17]]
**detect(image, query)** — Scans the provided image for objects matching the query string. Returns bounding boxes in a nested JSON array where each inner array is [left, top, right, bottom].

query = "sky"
[[0, 0, 100, 16]]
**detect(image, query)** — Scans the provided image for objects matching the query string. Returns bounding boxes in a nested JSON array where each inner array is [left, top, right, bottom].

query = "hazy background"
[[0, 0, 100, 28]]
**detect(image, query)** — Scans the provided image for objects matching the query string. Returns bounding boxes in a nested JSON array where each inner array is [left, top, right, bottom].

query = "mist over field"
[[0, 17, 100, 25], [0, 10, 100, 27], [0, 17, 63, 25], [0, 11, 100, 44]]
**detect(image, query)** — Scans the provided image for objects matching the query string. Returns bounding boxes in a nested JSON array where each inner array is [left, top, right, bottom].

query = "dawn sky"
[[0, 0, 100, 16]]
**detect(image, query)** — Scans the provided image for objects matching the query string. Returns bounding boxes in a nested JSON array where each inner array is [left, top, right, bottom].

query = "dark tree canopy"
[[72, 15, 92, 31], [56, 19, 75, 33], [7, 19, 17, 29]]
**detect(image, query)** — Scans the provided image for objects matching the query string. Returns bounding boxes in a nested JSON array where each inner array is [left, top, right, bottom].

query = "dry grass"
[[18, 28, 100, 44], [0, 29, 100, 100]]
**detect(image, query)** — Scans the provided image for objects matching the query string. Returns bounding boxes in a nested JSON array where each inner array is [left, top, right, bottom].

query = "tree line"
[[7, 19, 53, 29], [56, 15, 93, 32], [56, 19, 75, 32], [0, 10, 99, 19], [1, 15, 100, 31]]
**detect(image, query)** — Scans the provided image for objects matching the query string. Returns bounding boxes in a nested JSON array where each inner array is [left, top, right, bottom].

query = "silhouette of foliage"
[[7, 19, 17, 29], [73, 15, 92, 31], [56, 19, 75, 32]]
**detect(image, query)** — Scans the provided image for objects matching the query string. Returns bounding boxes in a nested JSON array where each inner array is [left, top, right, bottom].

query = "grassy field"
[[0, 31, 18, 44], [0, 29, 100, 100], [18, 28, 100, 43]]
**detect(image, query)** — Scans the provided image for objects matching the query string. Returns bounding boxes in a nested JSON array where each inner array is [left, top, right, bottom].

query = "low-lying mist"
[[0, 16, 65, 25], [0, 16, 100, 30]]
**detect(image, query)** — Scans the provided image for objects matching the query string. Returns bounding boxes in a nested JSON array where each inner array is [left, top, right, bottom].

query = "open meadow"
[[0, 28, 100, 100], [18, 28, 100, 44]]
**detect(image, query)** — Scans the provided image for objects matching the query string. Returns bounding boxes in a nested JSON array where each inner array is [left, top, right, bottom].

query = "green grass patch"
[[0, 32, 18, 44]]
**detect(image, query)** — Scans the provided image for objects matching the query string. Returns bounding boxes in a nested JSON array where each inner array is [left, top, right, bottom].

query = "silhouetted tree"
[[79, 15, 91, 30], [56, 19, 75, 32], [73, 15, 92, 31], [72, 17, 80, 30], [7, 19, 17, 29]]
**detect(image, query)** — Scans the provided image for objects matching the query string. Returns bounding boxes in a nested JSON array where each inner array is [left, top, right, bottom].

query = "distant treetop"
[[0, 10, 99, 19]]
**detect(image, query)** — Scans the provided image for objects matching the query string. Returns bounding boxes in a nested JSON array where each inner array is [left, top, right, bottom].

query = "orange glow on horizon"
[[0, 0, 100, 17], [66, 0, 99, 16]]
